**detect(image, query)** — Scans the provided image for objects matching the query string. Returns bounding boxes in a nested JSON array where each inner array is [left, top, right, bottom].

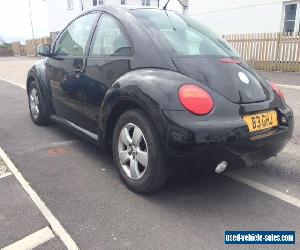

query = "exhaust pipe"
[[215, 161, 228, 174]]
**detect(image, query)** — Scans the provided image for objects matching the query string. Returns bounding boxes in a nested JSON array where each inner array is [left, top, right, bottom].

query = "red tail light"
[[179, 84, 214, 115], [270, 82, 285, 101]]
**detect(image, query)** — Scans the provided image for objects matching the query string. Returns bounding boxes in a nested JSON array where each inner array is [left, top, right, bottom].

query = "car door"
[[46, 12, 99, 127], [83, 13, 133, 134]]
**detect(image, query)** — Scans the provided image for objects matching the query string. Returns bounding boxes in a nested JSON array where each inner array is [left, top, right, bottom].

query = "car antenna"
[[162, 0, 176, 31], [163, 0, 188, 10], [165, 10, 176, 31], [163, 0, 171, 10]]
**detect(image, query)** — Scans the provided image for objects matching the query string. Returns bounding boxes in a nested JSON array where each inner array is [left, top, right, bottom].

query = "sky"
[[0, 0, 49, 43]]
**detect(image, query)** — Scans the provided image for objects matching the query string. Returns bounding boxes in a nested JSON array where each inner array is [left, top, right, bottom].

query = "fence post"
[[274, 32, 282, 71], [297, 33, 300, 72]]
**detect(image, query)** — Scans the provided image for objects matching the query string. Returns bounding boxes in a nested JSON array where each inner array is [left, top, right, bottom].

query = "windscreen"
[[131, 9, 241, 58]]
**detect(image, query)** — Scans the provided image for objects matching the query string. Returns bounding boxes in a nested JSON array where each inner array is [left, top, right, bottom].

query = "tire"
[[28, 80, 49, 125], [112, 109, 169, 193]]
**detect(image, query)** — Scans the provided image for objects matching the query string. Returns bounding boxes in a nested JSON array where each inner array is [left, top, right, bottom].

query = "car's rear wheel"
[[28, 81, 49, 125], [112, 109, 169, 193]]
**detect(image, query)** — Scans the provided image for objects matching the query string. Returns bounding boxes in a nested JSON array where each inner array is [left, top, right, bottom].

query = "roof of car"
[[83, 5, 167, 21], [92, 5, 159, 12]]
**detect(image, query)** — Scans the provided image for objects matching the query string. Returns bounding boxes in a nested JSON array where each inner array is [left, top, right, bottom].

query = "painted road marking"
[[0, 147, 79, 250], [0, 172, 12, 179], [16, 140, 78, 156], [225, 172, 300, 208], [0, 77, 25, 90], [51, 140, 78, 146], [278, 83, 300, 90], [2, 227, 54, 250]]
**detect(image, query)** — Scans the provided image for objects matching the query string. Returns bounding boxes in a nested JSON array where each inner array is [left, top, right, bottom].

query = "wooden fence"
[[224, 32, 300, 72], [25, 37, 51, 56], [11, 42, 24, 56]]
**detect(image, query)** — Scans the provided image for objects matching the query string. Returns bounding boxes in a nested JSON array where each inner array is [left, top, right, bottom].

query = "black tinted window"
[[132, 9, 240, 58], [90, 14, 132, 57], [54, 13, 98, 57]]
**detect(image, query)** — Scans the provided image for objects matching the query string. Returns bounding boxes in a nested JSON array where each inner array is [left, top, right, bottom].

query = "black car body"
[[26, 6, 294, 192]]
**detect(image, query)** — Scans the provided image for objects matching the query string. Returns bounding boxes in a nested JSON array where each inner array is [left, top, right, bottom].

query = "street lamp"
[[28, 0, 37, 56]]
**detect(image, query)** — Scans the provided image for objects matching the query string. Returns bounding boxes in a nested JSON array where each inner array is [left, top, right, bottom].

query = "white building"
[[188, 0, 300, 34], [45, 0, 176, 34]]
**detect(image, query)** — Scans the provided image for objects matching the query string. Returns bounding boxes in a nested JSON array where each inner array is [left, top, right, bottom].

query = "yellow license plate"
[[243, 110, 278, 132]]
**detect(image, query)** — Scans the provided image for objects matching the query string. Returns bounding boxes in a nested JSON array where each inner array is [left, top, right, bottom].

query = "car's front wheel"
[[112, 109, 169, 193], [28, 81, 49, 125]]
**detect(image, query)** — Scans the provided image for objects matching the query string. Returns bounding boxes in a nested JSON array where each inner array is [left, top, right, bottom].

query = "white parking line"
[[225, 172, 300, 208], [2, 227, 54, 250], [0, 172, 12, 179], [0, 77, 25, 90], [0, 147, 79, 250]]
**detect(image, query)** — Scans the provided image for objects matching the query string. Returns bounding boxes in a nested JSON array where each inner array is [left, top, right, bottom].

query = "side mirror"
[[37, 44, 51, 57]]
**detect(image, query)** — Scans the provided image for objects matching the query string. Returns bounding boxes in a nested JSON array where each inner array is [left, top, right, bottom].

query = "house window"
[[93, 0, 104, 6], [142, 0, 151, 6], [67, 0, 73, 9], [282, 2, 300, 33], [121, 0, 126, 5]]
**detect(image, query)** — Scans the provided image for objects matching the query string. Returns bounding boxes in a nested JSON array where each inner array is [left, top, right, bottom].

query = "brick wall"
[[0, 48, 13, 57]]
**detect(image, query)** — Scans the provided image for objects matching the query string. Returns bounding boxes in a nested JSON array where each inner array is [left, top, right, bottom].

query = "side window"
[[90, 14, 133, 57], [54, 13, 98, 57]]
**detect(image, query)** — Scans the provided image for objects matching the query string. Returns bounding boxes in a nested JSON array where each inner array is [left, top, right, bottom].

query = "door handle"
[[74, 67, 84, 78], [74, 67, 84, 73]]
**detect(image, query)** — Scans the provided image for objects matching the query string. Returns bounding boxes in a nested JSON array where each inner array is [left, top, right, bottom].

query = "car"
[[27, 5, 294, 193]]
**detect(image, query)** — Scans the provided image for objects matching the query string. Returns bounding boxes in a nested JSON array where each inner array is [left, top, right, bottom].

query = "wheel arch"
[[100, 95, 166, 150], [97, 68, 198, 148], [26, 74, 36, 94], [103, 99, 143, 148], [26, 60, 53, 115]]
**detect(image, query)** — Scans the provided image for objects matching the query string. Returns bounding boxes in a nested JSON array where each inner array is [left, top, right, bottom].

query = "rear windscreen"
[[131, 9, 241, 58]]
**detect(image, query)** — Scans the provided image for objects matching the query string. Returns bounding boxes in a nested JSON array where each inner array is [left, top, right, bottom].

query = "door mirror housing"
[[37, 44, 51, 57]]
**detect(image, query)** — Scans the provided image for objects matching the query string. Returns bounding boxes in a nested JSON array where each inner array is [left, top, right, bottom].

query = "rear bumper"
[[162, 106, 294, 169]]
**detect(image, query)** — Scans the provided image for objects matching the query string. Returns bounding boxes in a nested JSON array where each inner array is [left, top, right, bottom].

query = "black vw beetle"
[[27, 6, 294, 193]]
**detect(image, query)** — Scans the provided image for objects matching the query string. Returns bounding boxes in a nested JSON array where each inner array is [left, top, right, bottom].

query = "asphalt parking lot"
[[0, 57, 299, 249]]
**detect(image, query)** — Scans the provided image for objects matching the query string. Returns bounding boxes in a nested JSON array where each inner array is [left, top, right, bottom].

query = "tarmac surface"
[[0, 57, 299, 249]]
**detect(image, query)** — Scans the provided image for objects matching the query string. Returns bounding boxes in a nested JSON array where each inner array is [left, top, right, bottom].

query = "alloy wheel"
[[29, 88, 39, 119], [118, 123, 148, 180]]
